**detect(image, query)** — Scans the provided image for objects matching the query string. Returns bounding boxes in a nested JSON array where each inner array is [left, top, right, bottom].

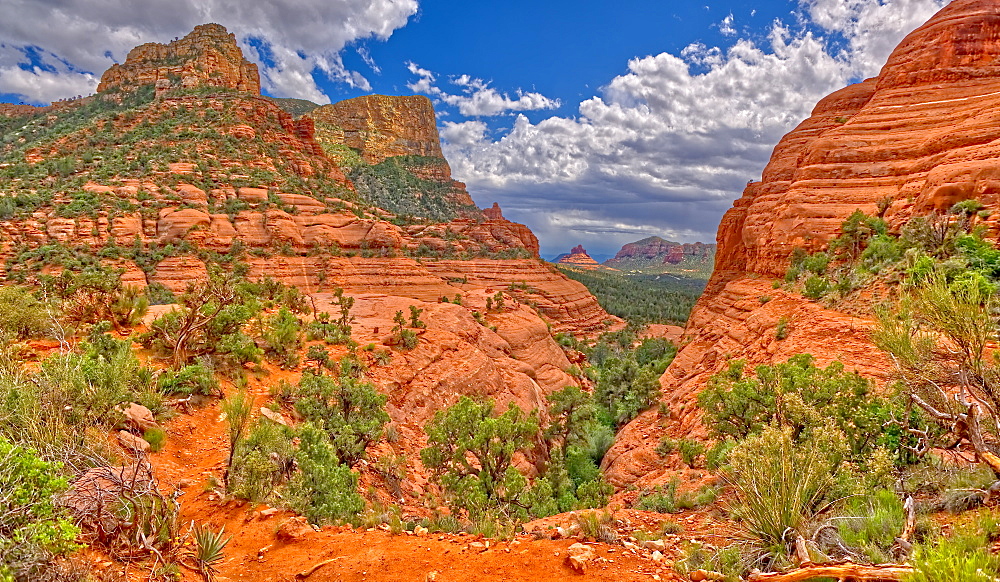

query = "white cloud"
[[719, 13, 737, 36], [443, 0, 947, 255], [802, 0, 948, 75], [440, 120, 488, 147], [0, 0, 418, 103], [0, 65, 97, 103], [406, 62, 561, 116]]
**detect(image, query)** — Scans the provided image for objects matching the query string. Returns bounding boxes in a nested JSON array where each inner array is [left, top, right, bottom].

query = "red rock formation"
[[557, 245, 601, 269], [605, 237, 715, 267], [309, 95, 443, 164], [97, 24, 259, 95], [605, 0, 1000, 486], [307, 94, 479, 212]]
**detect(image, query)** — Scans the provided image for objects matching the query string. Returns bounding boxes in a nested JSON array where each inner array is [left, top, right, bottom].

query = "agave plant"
[[190, 522, 230, 581]]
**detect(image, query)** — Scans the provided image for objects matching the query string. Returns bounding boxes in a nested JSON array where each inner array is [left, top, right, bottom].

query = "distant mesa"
[[603, 236, 716, 279], [556, 245, 601, 269]]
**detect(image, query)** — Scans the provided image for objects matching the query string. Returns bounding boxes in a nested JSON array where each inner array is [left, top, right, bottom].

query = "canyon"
[[604, 0, 1000, 486], [6, 1, 1000, 579]]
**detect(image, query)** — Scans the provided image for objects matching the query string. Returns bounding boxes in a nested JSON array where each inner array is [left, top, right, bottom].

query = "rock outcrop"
[[97, 23, 260, 95], [556, 245, 601, 269], [309, 95, 443, 164], [307, 94, 479, 217], [605, 0, 1000, 486]]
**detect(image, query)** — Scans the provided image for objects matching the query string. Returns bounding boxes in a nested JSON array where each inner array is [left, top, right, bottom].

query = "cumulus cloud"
[[440, 120, 489, 147], [407, 62, 561, 116], [0, 0, 418, 103], [443, 0, 947, 255]]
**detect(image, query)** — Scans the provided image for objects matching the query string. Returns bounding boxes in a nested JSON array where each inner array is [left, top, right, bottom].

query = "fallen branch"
[[748, 563, 913, 582], [295, 557, 341, 579], [891, 495, 916, 559]]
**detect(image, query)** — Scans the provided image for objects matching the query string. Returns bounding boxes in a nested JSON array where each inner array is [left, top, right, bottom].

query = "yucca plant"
[[190, 522, 230, 581], [725, 424, 846, 568]]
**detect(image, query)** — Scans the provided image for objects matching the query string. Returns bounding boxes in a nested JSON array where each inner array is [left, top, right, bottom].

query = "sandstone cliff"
[[309, 95, 444, 164], [604, 0, 1000, 486], [97, 23, 260, 95], [307, 95, 479, 220]]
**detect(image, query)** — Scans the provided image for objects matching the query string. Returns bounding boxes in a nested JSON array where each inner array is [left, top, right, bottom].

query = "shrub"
[[420, 397, 539, 521], [575, 510, 617, 544], [803, 275, 830, 299], [0, 287, 50, 339], [53, 268, 149, 330], [143, 427, 167, 452], [635, 480, 680, 513], [775, 316, 790, 340], [594, 353, 662, 428], [221, 390, 252, 488], [157, 363, 219, 396], [834, 489, 905, 564], [726, 424, 846, 566], [226, 419, 295, 502], [907, 530, 999, 582], [0, 436, 79, 580], [289, 372, 388, 466], [0, 333, 161, 470], [286, 424, 364, 524], [678, 439, 705, 468], [140, 276, 260, 367], [698, 354, 897, 460], [259, 307, 302, 368], [656, 436, 677, 457]]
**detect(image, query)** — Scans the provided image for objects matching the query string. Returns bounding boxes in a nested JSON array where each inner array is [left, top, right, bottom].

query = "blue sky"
[[0, 0, 949, 257]]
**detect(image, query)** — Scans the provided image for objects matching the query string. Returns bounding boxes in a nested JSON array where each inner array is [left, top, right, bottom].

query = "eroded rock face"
[[97, 23, 260, 95], [605, 0, 1000, 486], [309, 95, 443, 164]]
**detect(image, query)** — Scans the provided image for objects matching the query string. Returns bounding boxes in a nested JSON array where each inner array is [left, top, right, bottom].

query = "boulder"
[[117, 430, 150, 454], [120, 402, 157, 431], [565, 542, 596, 573]]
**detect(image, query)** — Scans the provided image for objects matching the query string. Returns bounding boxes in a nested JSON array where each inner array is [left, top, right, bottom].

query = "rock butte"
[[604, 0, 1000, 486], [97, 23, 260, 95], [556, 244, 601, 269]]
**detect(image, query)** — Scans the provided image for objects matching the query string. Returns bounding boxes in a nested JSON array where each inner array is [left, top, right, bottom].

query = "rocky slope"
[[604, 236, 715, 278], [604, 0, 1000, 485]]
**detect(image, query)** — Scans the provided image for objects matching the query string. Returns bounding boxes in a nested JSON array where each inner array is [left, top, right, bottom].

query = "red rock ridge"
[[607, 237, 716, 266], [604, 0, 1000, 486]]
